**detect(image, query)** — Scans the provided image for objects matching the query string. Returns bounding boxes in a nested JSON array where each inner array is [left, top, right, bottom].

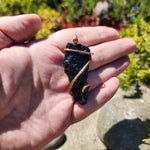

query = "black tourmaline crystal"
[[63, 43, 91, 105]]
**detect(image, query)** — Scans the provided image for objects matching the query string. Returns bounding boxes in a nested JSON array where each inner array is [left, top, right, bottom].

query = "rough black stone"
[[63, 43, 91, 105]]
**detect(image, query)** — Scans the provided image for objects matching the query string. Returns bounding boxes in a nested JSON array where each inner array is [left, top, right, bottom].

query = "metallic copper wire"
[[68, 60, 91, 96], [64, 48, 94, 55]]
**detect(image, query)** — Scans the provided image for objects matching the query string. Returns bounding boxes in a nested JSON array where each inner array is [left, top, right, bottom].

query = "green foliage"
[[119, 17, 150, 90], [0, 0, 50, 15], [142, 123, 150, 142], [109, 0, 150, 25], [35, 8, 60, 39], [60, 0, 99, 20]]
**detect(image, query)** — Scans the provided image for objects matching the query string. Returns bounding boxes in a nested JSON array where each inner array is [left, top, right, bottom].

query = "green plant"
[[35, 8, 60, 39], [142, 123, 150, 142], [109, 0, 150, 25], [0, 0, 50, 16], [119, 17, 150, 90], [60, 0, 99, 21]]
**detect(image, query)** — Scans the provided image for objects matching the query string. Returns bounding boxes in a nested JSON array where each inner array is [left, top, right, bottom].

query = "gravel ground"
[[58, 110, 106, 150]]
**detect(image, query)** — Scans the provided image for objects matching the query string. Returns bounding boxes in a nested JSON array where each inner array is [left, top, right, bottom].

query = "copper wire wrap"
[[65, 48, 94, 55], [64, 48, 92, 96]]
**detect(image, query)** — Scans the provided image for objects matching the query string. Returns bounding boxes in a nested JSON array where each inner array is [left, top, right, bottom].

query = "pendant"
[[63, 35, 93, 105]]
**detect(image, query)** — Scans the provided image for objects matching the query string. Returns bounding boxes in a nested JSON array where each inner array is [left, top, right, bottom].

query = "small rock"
[[93, 1, 110, 25], [93, 1, 110, 17], [139, 143, 150, 150], [97, 86, 150, 150]]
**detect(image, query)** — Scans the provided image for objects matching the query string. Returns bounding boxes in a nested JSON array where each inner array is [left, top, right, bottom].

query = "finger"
[[89, 38, 136, 70], [49, 26, 119, 51], [88, 56, 129, 91], [0, 14, 41, 49], [72, 77, 120, 123]]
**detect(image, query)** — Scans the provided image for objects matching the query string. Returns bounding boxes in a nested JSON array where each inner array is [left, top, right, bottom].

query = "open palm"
[[0, 14, 136, 150]]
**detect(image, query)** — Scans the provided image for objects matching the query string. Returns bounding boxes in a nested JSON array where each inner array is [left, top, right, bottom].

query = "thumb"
[[0, 14, 41, 49]]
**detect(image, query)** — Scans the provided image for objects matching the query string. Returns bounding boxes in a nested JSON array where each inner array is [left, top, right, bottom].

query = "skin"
[[0, 14, 136, 150]]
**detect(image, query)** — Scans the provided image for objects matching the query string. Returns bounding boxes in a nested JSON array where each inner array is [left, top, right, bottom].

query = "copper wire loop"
[[64, 48, 94, 55], [68, 60, 91, 96]]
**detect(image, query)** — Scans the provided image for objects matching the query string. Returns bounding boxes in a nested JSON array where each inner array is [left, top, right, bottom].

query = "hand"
[[0, 14, 136, 149]]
